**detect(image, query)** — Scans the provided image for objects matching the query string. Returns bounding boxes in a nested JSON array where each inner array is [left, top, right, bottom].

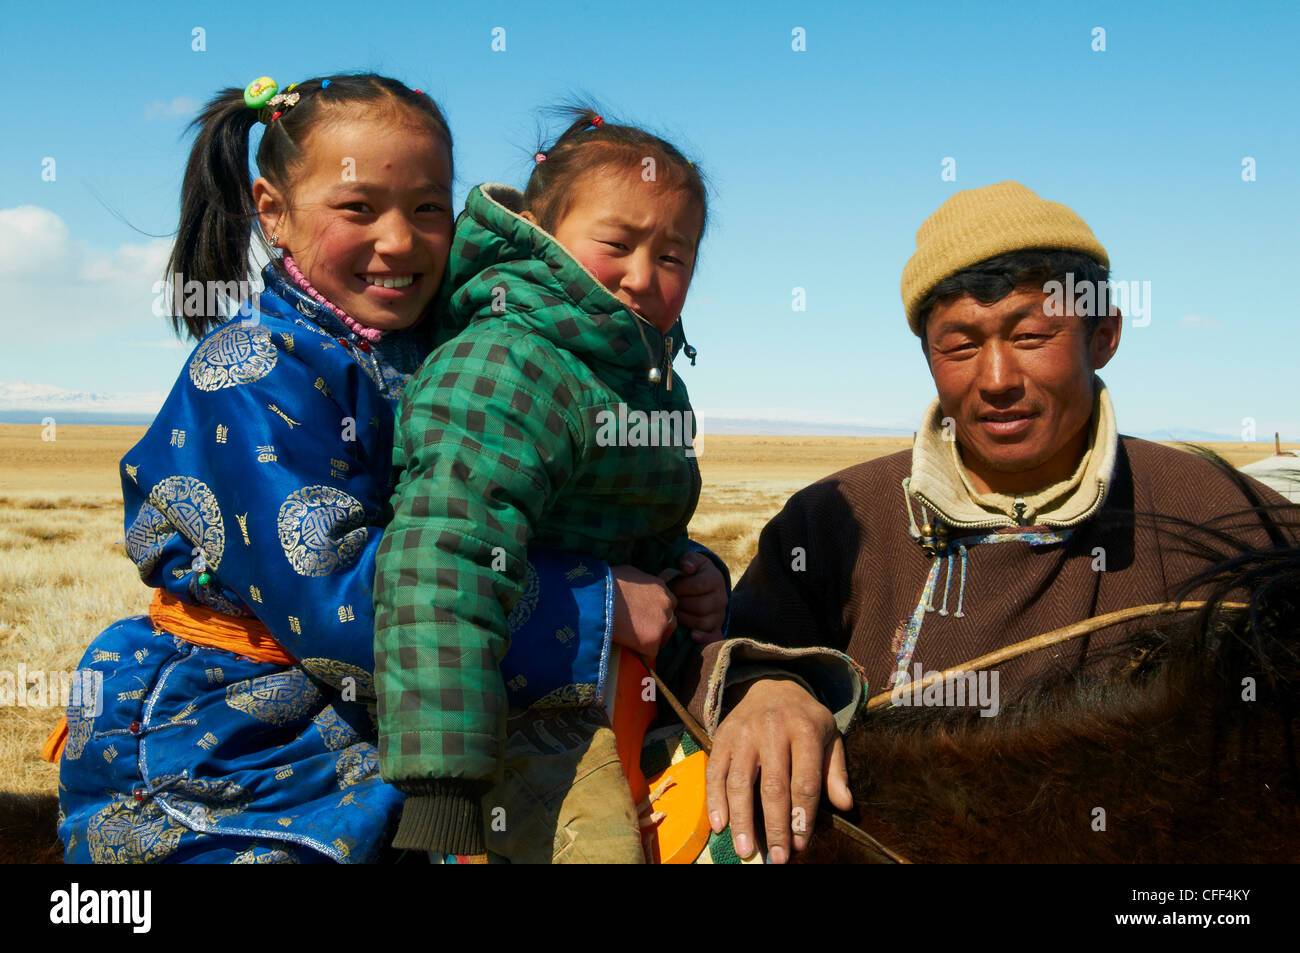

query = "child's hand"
[[611, 565, 678, 658], [669, 553, 728, 644]]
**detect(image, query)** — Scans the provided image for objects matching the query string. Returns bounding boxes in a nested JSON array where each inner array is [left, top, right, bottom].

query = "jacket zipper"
[[649, 333, 699, 526], [911, 489, 1011, 531]]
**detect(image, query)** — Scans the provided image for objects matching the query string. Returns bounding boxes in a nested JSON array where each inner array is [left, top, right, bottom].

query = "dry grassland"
[[0, 425, 153, 795], [0, 423, 1294, 796]]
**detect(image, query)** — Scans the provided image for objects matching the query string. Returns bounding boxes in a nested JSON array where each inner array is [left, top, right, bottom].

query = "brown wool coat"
[[679, 437, 1295, 728]]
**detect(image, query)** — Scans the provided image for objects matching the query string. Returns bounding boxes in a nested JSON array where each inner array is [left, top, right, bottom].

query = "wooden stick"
[[651, 668, 712, 755], [866, 600, 1248, 710]]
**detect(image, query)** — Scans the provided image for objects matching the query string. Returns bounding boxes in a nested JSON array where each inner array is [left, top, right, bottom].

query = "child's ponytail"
[[165, 88, 264, 341], [164, 75, 454, 342]]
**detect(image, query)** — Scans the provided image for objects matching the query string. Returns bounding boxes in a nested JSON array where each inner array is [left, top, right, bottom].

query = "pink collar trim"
[[281, 255, 383, 343]]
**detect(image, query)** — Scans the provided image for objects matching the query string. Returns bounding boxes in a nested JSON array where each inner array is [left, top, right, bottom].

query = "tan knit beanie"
[[900, 181, 1109, 337]]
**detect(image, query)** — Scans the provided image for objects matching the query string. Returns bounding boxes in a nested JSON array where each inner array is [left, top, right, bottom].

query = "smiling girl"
[[47, 76, 640, 864]]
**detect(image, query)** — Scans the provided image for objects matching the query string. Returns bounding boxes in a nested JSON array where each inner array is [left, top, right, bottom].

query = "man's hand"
[[611, 564, 677, 657], [668, 552, 728, 644], [705, 677, 853, 864]]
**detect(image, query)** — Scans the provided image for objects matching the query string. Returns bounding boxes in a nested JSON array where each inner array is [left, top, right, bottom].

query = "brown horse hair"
[[0, 791, 63, 864]]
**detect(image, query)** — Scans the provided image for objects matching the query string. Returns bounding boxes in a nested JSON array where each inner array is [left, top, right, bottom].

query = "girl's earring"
[[270, 234, 280, 247]]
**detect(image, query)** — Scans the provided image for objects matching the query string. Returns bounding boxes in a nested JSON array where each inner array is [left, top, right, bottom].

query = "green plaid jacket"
[[374, 184, 704, 852]]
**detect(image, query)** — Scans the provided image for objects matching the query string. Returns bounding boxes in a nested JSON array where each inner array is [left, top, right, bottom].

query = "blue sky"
[[1, 0, 1296, 438]]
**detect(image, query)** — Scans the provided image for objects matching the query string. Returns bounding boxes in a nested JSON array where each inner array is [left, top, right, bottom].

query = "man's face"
[[924, 286, 1121, 494]]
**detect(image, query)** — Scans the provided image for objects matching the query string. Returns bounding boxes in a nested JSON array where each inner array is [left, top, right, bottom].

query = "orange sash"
[[40, 719, 68, 764], [40, 589, 295, 764], [147, 589, 295, 665]]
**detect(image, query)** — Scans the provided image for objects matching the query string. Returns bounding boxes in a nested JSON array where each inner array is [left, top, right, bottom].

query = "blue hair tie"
[[321, 79, 331, 89]]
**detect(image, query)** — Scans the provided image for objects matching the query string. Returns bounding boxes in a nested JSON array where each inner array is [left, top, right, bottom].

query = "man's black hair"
[[917, 249, 1110, 351]]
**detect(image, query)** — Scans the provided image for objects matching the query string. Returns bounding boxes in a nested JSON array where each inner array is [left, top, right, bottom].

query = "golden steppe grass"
[[0, 423, 1294, 796]]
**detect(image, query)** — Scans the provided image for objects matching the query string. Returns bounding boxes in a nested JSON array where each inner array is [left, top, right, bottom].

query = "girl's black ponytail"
[[165, 88, 262, 341]]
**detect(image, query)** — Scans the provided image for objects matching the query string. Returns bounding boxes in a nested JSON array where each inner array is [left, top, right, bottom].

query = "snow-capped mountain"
[[0, 381, 164, 416]]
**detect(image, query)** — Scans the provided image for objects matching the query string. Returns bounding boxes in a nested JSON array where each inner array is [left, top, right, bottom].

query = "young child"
[[49, 76, 631, 864], [374, 108, 727, 862]]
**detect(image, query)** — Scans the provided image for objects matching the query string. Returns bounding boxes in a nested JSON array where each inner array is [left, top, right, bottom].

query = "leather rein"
[[653, 599, 1247, 865]]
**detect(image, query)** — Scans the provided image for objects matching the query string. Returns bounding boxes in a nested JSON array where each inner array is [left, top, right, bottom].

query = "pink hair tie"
[[534, 152, 547, 163], [281, 255, 383, 343]]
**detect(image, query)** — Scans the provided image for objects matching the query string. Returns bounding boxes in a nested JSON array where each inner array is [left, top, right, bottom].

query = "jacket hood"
[[442, 183, 690, 379]]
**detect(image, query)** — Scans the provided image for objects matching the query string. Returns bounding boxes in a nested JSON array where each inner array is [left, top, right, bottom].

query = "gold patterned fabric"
[[87, 798, 188, 864], [188, 324, 279, 392], [124, 501, 178, 578], [148, 476, 225, 571], [277, 485, 368, 577], [224, 669, 324, 726]]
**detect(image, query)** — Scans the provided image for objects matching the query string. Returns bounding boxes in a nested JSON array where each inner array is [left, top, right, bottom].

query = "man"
[[679, 181, 1295, 864]]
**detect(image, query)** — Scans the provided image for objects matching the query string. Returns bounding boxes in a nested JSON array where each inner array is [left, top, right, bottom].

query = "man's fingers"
[[826, 736, 853, 811], [722, 747, 760, 859], [757, 734, 794, 865], [704, 739, 732, 834], [788, 727, 827, 854]]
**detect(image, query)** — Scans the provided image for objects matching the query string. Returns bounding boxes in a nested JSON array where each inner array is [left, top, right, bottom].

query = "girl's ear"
[[519, 210, 539, 225], [252, 177, 286, 247]]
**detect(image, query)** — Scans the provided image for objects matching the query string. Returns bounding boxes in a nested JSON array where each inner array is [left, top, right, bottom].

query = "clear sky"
[[2, 0, 1296, 438]]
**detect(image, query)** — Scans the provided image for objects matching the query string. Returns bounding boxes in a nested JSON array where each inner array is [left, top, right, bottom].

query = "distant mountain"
[[699, 418, 1262, 441], [0, 381, 163, 424], [0, 380, 1282, 440], [697, 415, 914, 437], [1128, 427, 1244, 443]]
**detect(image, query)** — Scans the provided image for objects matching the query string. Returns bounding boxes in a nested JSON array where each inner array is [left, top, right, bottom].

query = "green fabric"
[[392, 783, 490, 854], [375, 184, 703, 806]]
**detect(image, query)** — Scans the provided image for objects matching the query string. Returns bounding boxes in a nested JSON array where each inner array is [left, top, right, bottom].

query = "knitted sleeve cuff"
[[392, 780, 490, 854]]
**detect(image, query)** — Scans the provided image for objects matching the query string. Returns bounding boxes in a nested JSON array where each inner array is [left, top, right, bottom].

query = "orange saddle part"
[[605, 646, 712, 864]]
